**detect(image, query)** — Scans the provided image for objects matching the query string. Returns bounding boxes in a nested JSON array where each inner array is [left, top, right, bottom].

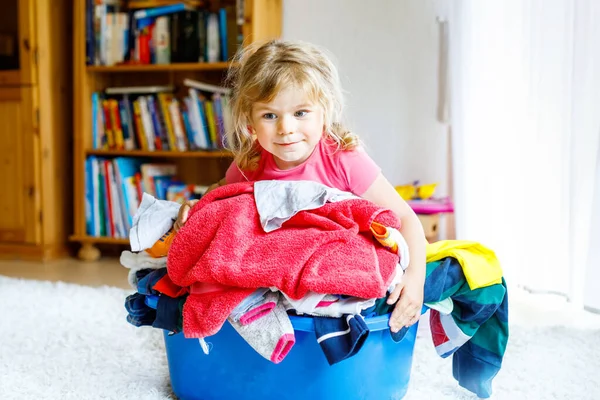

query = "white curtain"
[[447, 0, 600, 310]]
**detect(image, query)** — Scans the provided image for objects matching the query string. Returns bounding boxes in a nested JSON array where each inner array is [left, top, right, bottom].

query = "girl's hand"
[[387, 269, 425, 332], [173, 200, 199, 232]]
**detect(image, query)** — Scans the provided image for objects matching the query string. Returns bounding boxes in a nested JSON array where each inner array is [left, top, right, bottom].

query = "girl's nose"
[[277, 115, 296, 135]]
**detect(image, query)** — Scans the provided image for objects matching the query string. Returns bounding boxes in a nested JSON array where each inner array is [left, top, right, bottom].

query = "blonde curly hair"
[[225, 40, 359, 171]]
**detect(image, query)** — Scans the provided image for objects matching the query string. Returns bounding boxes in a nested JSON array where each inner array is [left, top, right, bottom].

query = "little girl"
[[174, 39, 426, 333]]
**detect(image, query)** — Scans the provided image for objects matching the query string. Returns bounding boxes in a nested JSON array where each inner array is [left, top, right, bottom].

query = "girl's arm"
[[361, 173, 426, 332]]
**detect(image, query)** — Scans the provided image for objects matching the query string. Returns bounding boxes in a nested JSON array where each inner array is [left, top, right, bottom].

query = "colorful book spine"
[[133, 3, 192, 20]]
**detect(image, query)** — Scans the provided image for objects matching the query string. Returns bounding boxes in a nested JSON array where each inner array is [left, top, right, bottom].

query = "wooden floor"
[[0, 257, 130, 289]]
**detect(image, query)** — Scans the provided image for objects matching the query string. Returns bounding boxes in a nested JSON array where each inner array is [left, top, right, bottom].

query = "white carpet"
[[1, 275, 599, 400]]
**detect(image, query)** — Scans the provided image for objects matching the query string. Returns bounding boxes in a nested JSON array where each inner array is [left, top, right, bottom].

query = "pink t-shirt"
[[225, 139, 381, 195]]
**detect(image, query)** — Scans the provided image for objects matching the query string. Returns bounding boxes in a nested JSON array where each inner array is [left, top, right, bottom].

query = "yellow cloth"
[[426, 240, 503, 290]]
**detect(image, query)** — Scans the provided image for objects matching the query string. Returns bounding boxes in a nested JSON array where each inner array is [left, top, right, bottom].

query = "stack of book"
[[92, 79, 232, 151], [87, 0, 238, 66], [85, 157, 209, 238]]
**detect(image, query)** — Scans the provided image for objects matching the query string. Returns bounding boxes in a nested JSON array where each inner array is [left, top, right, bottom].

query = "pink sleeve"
[[338, 147, 382, 195], [225, 162, 244, 184]]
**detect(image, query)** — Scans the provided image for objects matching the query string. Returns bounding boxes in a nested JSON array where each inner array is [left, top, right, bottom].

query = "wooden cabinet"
[[0, 87, 39, 245], [0, 0, 72, 260], [417, 214, 440, 243]]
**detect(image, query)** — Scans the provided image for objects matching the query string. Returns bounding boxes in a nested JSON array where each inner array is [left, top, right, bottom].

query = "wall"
[[584, 153, 600, 312], [282, 0, 448, 193]]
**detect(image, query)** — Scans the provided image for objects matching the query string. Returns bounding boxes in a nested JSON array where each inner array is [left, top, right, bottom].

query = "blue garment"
[[135, 268, 153, 282], [153, 295, 184, 333], [136, 268, 168, 296], [313, 314, 369, 365], [125, 293, 156, 327]]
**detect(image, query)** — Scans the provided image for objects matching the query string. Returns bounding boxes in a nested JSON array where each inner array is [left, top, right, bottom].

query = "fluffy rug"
[[1, 276, 599, 400]]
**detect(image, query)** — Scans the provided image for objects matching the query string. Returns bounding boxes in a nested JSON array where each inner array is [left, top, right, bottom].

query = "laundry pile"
[[122, 180, 509, 398]]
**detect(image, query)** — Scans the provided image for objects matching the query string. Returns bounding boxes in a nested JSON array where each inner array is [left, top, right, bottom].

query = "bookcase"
[[0, 0, 72, 261], [72, 0, 282, 261]]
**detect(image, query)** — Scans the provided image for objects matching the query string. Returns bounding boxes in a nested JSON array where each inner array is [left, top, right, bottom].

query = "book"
[[133, 3, 193, 20], [218, 8, 228, 62], [206, 12, 220, 63], [113, 157, 143, 229], [90, 157, 102, 236], [85, 157, 95, 235], [187, 90, 209, 149], [119, 96, 136, 150], [85, 0, 95, 65], [137, 96, 157, 151], [101, 100, 115, 149], [157, 93, 178, 150], [108, 99, 124, 150], [184, 78, 231, 95], [146, 95, 168, 150], [91, 92, 103, 149], [153, 16, 170, 64], [168, 99, 188, 151], [105, 85, 174, 95], [132, 99, 149, 150], [204, 100, 218, 148], [140, 163, 177, 197], [178, 10, 200, 62]]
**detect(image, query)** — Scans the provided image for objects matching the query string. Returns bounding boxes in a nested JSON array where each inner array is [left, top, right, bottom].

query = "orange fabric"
[[145, 228, 176, 258], [370, 221, 398, 254]]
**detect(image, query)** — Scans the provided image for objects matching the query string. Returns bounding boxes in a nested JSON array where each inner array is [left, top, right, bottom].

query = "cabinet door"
[[0, 87, 40, 244], [0, 0, 37, 85]]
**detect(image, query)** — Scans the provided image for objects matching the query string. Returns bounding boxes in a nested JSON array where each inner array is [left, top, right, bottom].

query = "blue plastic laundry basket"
[[158, 307, 419, 400]]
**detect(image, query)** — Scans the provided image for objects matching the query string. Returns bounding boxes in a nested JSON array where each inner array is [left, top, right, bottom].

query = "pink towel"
[[167, 182, 400, 338]]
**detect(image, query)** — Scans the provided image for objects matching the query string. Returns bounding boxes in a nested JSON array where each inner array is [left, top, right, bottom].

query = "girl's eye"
[[263, 113, 277, 120], [295, 110, 309, 117]]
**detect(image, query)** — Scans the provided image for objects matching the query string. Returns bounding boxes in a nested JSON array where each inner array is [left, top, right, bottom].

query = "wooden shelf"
[[127, 0, 206, 9], [87, 62, 231, 73], [70, 235, 130, 245], [72, 0, 282, 260], [0, 70, 22, 86], [86, 149, 233, 158]]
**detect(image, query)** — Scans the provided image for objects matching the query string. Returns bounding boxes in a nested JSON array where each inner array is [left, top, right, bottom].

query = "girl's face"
[[250, 86, 324, 170]]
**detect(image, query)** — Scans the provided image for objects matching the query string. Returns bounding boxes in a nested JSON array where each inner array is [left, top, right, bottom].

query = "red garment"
[[167, 182, 400, 338], [152, 274, 189, 298]]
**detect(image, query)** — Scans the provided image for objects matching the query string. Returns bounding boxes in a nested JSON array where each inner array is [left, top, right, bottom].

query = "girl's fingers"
[[387, 283, 403, 305], [174, 200, 199, 232], [389, 310, 404, 333], [389, 299, 410, 332], [174, 204, 190, 232], [406, 314, 421, 327], [181, 205, 190, 223]]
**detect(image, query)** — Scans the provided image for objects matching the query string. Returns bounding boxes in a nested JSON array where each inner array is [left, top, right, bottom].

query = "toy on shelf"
[[395, 181, 454, 215], [395, 180, 438, 201]]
